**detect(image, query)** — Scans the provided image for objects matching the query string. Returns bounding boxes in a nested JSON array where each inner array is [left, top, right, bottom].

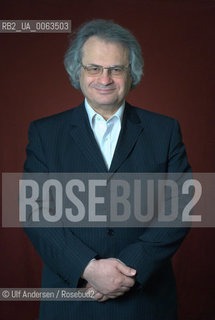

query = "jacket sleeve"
[[118, 119, 191, 288], [23, 121, 98, 287]]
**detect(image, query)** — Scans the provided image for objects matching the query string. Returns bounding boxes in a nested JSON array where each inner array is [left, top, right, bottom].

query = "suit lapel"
[[69, 103, 108, 172], [109, 103, 144, 172], [68, 102, 144, 173]]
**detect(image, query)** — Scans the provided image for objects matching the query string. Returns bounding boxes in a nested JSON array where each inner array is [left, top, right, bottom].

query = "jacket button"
[[107, 228, 114, 236]]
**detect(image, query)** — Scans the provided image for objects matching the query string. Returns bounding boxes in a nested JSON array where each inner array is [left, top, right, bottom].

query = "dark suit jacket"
[[24, 102, 191, 320]]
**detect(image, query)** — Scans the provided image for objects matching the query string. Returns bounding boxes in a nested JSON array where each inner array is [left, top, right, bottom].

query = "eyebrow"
[[86, 64, 125, 67]]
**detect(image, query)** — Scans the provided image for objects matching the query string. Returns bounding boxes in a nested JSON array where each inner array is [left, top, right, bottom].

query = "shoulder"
[[126, 103, 178, 130], [33, 104, 82, 125], [128, 104, 176, 122], [29, 103, 83, 132]]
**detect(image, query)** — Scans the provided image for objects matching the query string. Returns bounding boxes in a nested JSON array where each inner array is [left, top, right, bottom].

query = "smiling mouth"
[[94, 87, 115, 94]]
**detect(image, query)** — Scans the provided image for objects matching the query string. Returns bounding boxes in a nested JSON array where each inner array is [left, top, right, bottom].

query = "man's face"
[[79, 36, 131, 111]]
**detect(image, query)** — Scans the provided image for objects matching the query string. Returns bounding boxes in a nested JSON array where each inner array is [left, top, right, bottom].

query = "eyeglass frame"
[[81, 63, 130, 77]]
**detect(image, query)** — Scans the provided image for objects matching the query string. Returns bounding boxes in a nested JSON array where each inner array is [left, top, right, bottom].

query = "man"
[[24, 19, 191, 319]]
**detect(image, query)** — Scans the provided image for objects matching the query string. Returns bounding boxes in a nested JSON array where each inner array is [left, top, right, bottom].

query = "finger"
[[111, 286, 130, 295], [116, 262, 136, 277], [105, 291, 126, 299], [107, 286, 130, 296], [121, 276, 135, 288], [93, 292, 104, 300], [115, 258, 126, 265], [97, 295, 109, 302], [107, 295, 117, 299], [117, 285, 130, 292]]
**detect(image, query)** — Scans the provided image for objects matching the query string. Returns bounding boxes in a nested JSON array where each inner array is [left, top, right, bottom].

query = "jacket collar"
[[69, 102, 144, 173]]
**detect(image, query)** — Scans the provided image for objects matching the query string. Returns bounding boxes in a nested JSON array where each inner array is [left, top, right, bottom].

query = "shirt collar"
[[84, 98, 125, 128]]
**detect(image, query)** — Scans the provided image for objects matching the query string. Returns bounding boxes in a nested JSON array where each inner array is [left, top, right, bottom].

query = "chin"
[[98, 102, 117, 108], [94, 98, 116, 105]]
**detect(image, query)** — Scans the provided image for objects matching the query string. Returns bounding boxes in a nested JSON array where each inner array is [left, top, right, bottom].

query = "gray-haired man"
[[24, 19, 190, 319]]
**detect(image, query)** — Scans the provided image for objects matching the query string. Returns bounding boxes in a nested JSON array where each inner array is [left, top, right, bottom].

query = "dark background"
[[0, 1, 215, 319]]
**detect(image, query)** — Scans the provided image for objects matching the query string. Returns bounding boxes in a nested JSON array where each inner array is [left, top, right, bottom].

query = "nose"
[[97, 69, 113, 85]]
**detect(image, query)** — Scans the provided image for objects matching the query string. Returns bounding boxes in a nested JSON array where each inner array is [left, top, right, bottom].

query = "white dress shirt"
[[85, 98, 125, 169]]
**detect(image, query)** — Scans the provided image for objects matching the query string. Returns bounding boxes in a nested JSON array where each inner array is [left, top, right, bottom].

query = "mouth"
[[94, 87, 115, 94]]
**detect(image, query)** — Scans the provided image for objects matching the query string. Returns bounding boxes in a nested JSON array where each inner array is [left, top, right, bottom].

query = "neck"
[[87, 100, 123, 120], [92, 106, 119, 120]]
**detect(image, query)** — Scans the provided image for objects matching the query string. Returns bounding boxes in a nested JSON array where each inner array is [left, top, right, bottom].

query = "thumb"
[[116, 260, 136, 276], [84, 282, 92, 289]]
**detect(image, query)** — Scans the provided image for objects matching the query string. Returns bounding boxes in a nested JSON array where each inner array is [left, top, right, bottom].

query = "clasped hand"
[[82, 258, 136, 302]]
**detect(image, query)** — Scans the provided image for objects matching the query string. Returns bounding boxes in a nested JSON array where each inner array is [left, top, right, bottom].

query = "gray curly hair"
[[64, 19, 144, 89]]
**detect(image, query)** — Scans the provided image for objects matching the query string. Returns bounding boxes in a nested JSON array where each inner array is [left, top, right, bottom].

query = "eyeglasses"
[[81, 63, 130, 77]]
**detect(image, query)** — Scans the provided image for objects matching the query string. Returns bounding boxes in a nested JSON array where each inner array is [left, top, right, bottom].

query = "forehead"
[[81, 36, 129, 65]]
